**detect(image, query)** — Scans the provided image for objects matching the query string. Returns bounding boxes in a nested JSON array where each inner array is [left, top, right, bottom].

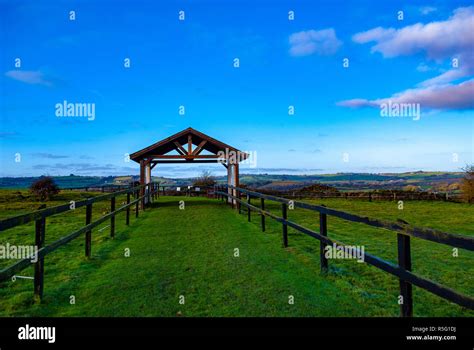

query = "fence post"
[[261, 198, 265, 232], [110, 196, 115, 238], [238, 192, 241, 214], [282, 203, 288, 247], [34, 209, 46, 302], [135, 189, 139, 218], [397, 233, 413, 317], [231, 188, 235, 209], [247, 194, 251, 222], [148, 183, 152, 204], [320, 210, 328, 273], [85, 203, 92, 257], [126, 192, 130, 225]]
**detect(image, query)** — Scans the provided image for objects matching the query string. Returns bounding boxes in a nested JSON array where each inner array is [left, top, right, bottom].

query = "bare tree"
[[30, 176, 60, 201], [192, 170, 216, 187]]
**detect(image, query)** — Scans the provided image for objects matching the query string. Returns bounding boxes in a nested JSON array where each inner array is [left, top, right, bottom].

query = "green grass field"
[[0, 190, 473, 317]]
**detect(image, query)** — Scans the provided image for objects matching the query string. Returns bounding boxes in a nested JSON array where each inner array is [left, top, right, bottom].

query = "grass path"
[[1, 197, 382, 317], [1, 196, 472, 317]]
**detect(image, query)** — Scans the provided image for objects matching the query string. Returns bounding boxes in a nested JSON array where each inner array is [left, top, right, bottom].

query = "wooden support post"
[[320, 211, 328, 272], [227, 163, 232, 205], [233, 163, 239, 208], [34, 212, 46, 301], [282, 203, 288, 247], [110, 197, 115, 238], [247, 194, 251, 222], [85, 203, 92, 257], [126, 192, 130, 225], [397, 233, 413, 317], [261, 198, 265, 232], [140, 160, 146, 209], [135, 189, 139, 218]]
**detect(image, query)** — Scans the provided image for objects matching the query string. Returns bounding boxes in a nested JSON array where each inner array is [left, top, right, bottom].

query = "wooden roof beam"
[[192, 140, 207, 156], [174, 142, 187, 156], [148, 155, 219, 159], [155, 160, 224, 164], [187, 135, 192, 155]]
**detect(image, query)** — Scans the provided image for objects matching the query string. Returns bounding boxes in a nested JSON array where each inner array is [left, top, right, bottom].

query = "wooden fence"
[[156, 185, 213, 197], [0, 182, 159, 301], [251, 189, 463, 202], [63, 184, 131, 192], [214, 184, 474, 317]]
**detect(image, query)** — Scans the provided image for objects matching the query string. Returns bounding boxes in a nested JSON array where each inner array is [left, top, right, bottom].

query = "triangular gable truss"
[[130, 127, 248, 166]]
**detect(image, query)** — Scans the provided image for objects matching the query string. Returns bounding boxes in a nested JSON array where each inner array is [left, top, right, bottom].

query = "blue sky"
[[1, 0, 473, 178]]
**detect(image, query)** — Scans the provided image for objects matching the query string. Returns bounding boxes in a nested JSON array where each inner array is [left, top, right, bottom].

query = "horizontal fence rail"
[[215, 185, 474, 316], [63, 184, 131, 192], [0, 182, 160, 301], [155, 185, 214, 197], [256, 190, 463, 202]]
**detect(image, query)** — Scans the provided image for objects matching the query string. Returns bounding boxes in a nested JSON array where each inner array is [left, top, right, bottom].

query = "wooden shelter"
[[130, 127, 248, 204]]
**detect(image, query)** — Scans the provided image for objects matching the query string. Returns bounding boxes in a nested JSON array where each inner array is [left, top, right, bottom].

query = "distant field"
[[0, 171, 464, 192], [0, 190, 472, 317]]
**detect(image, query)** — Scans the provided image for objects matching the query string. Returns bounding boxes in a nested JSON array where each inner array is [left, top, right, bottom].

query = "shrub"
[[403, 185, 420, 192], [30, 176, 60, 201], [192, 170, 216, 187], [461, 165, 474, 204]]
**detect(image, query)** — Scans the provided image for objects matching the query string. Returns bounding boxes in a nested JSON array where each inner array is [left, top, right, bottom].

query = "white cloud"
[[340, 7, 474, 111], [337, 79, 474, 110], [416, 62, 432, 72], [419, 6, 437, 15], [289, 28, 342, 56], [352, 6, 474, 60], [5, 70, 53, 86]]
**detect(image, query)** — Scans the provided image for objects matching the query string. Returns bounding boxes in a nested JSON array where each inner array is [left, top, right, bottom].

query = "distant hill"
[[0, 171, 464, 192]]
